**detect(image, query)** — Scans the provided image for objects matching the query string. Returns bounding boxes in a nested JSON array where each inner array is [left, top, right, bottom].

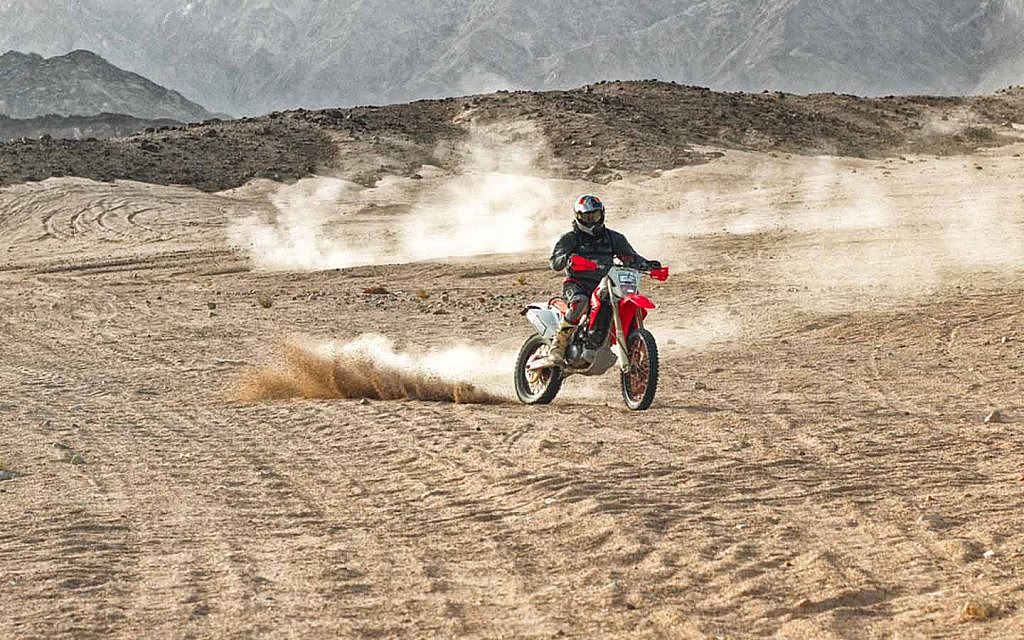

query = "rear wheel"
[[620, 328, 659, 410], [514, 334, 563, 405]]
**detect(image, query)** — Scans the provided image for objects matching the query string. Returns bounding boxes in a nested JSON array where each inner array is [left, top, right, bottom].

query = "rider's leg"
[[545, 281, 591, 365], [563, 281, 590, 325]]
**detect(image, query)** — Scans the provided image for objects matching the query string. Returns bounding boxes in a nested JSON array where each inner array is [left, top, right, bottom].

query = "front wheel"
[[514, 334, 563, 405], [621, 328, 659, 410]]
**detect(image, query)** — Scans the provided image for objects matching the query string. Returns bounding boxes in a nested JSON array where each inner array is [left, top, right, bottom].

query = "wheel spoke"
[[619, 331, 657, 411], [517, 335, 563, 405], [627, 339, 649, 399], [527, 346, 551, 394]]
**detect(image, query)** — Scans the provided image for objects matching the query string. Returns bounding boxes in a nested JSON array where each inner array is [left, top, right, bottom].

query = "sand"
[[1, 143, 1023, 639]]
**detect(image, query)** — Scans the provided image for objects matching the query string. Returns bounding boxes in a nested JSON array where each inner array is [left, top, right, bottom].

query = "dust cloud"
[[228, 121, 561, 270], [232, 334, 514, 404], [772, 157, 1024, 310], [228, 127, 1024, 376], [621, 152, 1023, 313], [227, 177, 377, 270]]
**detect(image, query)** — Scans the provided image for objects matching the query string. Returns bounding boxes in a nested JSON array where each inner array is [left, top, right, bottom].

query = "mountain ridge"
[[2, 80, 1022, 192], [0, 112, 186, 143], [0, 49, 214, 121], [1, 0, 1023, 115]]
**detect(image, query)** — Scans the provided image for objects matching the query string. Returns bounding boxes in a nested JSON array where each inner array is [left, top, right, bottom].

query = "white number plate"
[[616, 271, 639, 291]]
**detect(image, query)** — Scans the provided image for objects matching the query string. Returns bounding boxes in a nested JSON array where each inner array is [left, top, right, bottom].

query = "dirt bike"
[[514, 256, 669, 410]]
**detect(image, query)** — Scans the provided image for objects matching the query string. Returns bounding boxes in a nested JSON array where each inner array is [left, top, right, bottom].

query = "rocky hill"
[[1, 81, 1022, 192], [1, 1, 1023, 115], [0, 50, 213, 121], [0, 113, 185, 143]]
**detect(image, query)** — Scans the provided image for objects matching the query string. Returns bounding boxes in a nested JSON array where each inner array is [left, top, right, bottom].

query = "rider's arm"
[[549, 232, 577, 272], [609, 231, 651, 268]]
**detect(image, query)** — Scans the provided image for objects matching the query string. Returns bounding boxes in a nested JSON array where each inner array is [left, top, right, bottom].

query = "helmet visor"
[[576, 209, 603, 224]]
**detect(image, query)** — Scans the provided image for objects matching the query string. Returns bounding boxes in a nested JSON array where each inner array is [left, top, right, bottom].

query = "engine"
[[564, 341, 590, 368]]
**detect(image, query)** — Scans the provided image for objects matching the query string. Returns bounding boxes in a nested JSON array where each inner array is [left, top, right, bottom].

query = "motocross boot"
[[533, 321, 574, 369]]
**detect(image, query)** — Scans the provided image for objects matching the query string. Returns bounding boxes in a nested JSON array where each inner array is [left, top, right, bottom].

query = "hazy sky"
[[2, 0, 1022, 115]]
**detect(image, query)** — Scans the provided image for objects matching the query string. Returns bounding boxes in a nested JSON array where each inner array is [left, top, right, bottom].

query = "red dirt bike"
[[514, 256, 669, 410]]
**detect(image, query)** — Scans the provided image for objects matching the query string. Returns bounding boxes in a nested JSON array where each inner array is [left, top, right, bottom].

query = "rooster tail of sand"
[[232, 339, 504, 405]]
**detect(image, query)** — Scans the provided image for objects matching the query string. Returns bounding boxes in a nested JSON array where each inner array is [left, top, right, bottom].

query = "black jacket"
[[549, 223, 650, 287]]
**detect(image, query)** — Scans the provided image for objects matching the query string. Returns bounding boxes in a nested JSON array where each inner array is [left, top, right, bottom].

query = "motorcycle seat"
[[548, 297, 570, 315]]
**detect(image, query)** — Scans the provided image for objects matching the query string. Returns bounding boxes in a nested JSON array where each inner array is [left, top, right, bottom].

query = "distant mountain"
[[0, 50, 213, 121], [1, 1, 1023, 116]]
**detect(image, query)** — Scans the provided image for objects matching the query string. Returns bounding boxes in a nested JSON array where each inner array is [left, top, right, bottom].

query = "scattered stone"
[[982, 549, 996, 559], [584, 159, 608, 178], [358, 398, 370, 405], [207, 301, 217, 310], [693, 381, 708, 391], [984, 410, 1002, 424], [363, 285, 390, 295], [918, 514, 955, 531], [50, 442, 85, 465], [939, 539, 983, 564], [257, 292, 274, 309], [0, 470, 14, 481], [959, 601, 993, 622]]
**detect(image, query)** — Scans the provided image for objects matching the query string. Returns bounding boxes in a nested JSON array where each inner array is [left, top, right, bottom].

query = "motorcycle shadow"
[[542, 400, 723, 413]]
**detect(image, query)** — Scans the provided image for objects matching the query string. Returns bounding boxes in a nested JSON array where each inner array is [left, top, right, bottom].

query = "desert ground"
[[2, 132, 1024, 638]]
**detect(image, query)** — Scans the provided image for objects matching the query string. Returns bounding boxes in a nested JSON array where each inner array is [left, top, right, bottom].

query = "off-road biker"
[[534, 194, 661, 368]]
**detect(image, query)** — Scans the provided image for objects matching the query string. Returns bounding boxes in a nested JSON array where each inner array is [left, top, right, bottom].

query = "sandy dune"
[[2, 144, 1023, 638]]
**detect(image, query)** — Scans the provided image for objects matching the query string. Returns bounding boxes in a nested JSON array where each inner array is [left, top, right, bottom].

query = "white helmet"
[[573, 194, 605, 235]]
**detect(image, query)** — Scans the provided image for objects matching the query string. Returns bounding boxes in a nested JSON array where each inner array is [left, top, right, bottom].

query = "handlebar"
[[649, 267, 669, 281], [569, 255, 600, 271], [568, 255, 669, 281]]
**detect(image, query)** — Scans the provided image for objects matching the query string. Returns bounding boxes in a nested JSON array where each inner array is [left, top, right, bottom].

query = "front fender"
[[618, 294, 656, 338], [624, 294, 656, 310]]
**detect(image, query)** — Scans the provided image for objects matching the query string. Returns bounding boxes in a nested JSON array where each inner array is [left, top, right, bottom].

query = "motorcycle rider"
[[535, 194, 661, 368]]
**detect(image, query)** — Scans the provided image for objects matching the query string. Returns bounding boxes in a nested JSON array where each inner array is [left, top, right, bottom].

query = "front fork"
[[604, 277, 632, 373]]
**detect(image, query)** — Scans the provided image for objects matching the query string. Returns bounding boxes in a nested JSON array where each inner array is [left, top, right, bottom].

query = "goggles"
[[576, 209, 604, 224]]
